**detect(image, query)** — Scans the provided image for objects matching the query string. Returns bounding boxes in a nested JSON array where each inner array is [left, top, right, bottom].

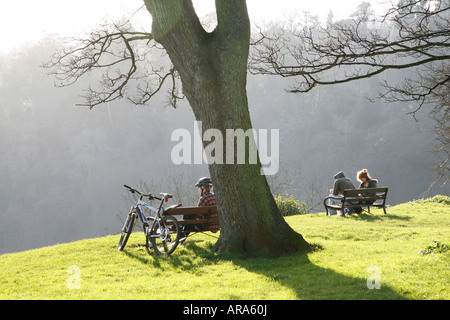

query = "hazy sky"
[[0, 0, 386, 53]]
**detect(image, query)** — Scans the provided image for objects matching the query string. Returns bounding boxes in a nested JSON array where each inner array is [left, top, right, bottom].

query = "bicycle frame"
[[136, 196, 166, 238]]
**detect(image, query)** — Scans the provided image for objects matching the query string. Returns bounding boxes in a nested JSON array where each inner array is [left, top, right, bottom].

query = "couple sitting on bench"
[[327, 169, 378, 216]]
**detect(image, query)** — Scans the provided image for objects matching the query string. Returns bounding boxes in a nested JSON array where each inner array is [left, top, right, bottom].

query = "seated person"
[[331, 171, 362, 215], [181, 177, 218, 241], [357, 169, 378, 189], [356, 169, 378, 205], [333, 171, 356, 196], [196, 177, 219, 233]]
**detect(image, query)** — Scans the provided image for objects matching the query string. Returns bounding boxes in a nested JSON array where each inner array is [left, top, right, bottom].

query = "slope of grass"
[[0, 196, 448, 300]]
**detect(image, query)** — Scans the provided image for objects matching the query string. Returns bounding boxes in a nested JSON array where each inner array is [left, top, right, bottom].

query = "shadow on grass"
[[208, 243, 406, 300], [347, 212, 411, 222], [229, 249, 407, 300], [122, 240, 407, 300], [122, 244, 194, 269]]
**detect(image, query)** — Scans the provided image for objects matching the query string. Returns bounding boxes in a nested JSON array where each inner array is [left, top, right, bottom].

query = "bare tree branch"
[[250, 1, 449, 96], [43, 16, 184, 109], [249, 0, 449, 186]]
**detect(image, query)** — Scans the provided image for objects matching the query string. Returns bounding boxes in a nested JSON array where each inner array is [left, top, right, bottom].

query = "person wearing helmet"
[[180, 177, 218, 243], [195, 177, 214, 206], [195, 177, 219, 232]]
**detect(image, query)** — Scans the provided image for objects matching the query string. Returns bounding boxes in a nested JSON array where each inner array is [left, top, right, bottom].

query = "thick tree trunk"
[[145, 0, 310, 256]]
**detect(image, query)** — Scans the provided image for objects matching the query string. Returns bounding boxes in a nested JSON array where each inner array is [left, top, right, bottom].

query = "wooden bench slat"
[[343, 187, 388, 196], [164, 206, 218, 216], [163, 206, 220, 232], [175, 217, 220, 225]]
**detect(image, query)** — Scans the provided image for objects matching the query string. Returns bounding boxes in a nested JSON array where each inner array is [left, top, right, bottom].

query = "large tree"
[[46, 0, 310, 256]]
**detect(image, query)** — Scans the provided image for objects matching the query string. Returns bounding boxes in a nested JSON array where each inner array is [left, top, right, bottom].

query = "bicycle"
[[118, 185, 181, 255]]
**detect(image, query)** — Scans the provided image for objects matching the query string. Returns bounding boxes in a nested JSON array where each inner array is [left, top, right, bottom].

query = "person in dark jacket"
[[332, 171, 356, 196], [332, 171, 362, 214]]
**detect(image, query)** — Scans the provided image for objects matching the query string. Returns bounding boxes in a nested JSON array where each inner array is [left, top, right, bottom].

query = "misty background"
[[1, 21, 448, 254]]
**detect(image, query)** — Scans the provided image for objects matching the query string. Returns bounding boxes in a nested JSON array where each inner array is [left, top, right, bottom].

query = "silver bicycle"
[[118, 185, 181, 255]]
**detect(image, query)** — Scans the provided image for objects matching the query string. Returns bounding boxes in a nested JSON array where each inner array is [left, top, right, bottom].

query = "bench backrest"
[[343, 187, 388, 197], [164, 206, 218, 216], [343, 187, 388, 204]]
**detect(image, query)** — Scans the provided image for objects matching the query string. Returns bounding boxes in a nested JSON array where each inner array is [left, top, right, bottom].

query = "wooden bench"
[[163, 205, 220, 233], [323, 187, 388, 216]]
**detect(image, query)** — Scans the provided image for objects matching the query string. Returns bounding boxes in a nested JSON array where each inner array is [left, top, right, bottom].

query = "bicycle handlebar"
[[124, 185, 172, 201]]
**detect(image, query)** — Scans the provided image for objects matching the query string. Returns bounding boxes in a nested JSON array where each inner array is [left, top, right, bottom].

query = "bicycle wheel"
[[149, 215, 180, 255], [118, 212, 137, 251]]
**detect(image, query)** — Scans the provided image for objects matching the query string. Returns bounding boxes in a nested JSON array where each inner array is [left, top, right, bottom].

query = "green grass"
[[1, 196, 449, 300]]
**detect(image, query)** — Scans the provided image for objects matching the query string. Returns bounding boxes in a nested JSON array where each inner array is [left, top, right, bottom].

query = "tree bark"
[[144, 0, 310, 256]]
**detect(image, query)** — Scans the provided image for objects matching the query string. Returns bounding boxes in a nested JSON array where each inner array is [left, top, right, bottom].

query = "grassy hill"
[[1, 196, 448, 300]]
